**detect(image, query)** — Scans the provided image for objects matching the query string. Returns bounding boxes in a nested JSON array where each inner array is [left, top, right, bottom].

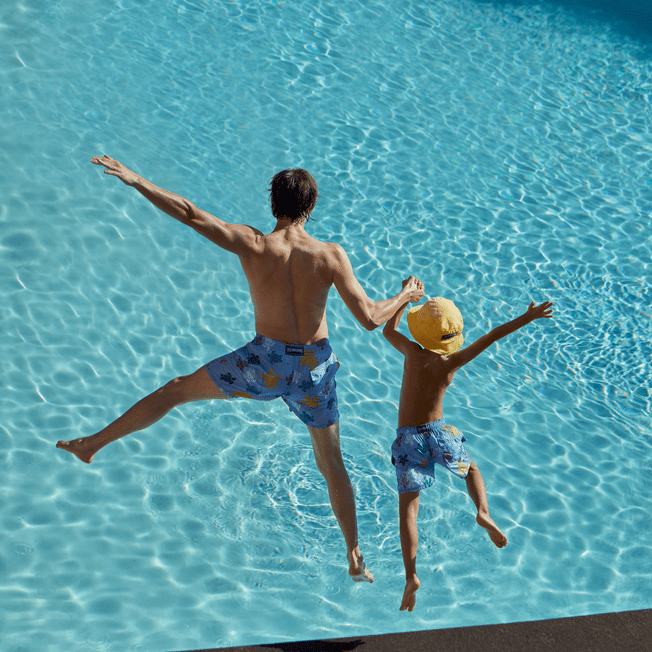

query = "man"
[[57, 156, 424, 582]]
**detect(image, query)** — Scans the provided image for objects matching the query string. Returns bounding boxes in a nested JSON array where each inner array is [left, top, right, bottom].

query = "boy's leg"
[[56, 366, 230, 463], [464, 460, 507, 548], [399, 490, 421, 611], [307, 422, 374, 583]]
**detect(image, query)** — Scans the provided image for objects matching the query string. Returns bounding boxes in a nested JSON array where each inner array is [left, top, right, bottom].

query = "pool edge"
[[180, 608, 652, 651]]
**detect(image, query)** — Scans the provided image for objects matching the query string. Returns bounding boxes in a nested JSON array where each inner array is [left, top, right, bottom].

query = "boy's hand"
[[525, 300, 554, 321], [402, 276, 425, 303]]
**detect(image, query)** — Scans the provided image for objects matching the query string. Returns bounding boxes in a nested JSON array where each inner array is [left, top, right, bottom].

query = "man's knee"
[[312, 443, 348, 482], [308, 423, 340, 461], [157, 368, 230, 404], [163, 375, 187, 389], [158, 375, 190, 403], [315, 451, 345, 478]]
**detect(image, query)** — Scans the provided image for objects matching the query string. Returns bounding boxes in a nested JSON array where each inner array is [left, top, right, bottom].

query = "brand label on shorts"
[[285, 344, 305, 356]]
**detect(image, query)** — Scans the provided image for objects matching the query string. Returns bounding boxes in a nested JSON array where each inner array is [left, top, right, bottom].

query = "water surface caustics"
[[1, 0, 651, 650]]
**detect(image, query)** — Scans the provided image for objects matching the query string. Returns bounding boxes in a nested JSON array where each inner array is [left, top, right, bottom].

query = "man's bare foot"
[[400, 576, 420, 612], [347, 549, 374, 583], [56, 437, 98, 464], [476, 512, 508, 548]]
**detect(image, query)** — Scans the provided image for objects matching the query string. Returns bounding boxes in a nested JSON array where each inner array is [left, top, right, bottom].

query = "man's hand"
[[402, 276, 425, 303], [525, 300, 554, 322], [91, 155, 140, 186]]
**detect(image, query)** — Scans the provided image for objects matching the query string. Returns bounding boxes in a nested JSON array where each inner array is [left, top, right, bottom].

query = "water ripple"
[[2, 0, 652, 649]]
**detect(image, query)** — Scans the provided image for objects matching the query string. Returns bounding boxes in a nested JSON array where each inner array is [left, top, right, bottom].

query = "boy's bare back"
[[396, 347, 454, 427]]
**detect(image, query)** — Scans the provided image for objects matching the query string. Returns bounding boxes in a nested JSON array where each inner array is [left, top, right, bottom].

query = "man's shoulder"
[[303, 232, 340, 250], [230, 223, 265, 252], [300, 235, 346, 261], [316, 238, 349, 260]]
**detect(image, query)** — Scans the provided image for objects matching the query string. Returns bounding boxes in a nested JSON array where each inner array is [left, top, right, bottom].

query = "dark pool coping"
[[180, 608, 652, 652]]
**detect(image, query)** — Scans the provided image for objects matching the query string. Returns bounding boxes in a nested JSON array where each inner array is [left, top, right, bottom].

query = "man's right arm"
[[331, 244, 424, 331], [91, 156, 261, 256]]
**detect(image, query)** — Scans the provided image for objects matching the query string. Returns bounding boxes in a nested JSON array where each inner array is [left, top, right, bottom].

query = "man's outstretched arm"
[[332, 245, 424, 331], [91, 156, 261, 255]]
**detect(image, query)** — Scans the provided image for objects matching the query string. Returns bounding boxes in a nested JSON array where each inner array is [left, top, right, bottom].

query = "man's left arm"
[[91, 155, 261, 255]]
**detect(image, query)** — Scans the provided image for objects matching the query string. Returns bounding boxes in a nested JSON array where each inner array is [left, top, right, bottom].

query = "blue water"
[[2, 0, 651, 650]]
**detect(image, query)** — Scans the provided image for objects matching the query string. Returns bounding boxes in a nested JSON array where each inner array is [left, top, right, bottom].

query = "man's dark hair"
[[269, 169, 319, 222]]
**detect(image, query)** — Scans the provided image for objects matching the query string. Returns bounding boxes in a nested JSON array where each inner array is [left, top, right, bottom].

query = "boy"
[[382, 293, 554, 611]]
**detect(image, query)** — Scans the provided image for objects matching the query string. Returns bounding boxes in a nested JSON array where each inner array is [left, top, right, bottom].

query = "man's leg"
[[307, 422, 374, 583], [399, 490, 421, 611], [464, 460, 508, 548], [56, 366, 230, 463]]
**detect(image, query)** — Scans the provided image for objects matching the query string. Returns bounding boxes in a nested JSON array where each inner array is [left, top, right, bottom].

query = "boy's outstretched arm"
[[446, 301, 554, 372]]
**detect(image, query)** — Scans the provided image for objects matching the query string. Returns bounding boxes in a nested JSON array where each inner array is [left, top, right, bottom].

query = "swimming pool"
[[2, 0, 651, 650]]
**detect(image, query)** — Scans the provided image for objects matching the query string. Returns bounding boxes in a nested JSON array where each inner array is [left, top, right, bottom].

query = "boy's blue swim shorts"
[[391, 419, 472, 494]]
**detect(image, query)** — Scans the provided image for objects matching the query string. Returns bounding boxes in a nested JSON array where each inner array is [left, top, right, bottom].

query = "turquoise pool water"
[[2, 0, 651, 650]]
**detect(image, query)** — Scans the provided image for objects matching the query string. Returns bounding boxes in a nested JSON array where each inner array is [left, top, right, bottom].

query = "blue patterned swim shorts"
[[391, 419, 472, 494], [205, 334, 340, 428]]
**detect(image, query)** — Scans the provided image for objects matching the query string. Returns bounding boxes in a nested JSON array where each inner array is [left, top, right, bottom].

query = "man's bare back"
[[240, 226, 339, 344], [243, 224, 411, 344]]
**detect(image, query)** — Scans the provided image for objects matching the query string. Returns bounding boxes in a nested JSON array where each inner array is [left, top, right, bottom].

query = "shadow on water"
[[473, 0, 652, 56]]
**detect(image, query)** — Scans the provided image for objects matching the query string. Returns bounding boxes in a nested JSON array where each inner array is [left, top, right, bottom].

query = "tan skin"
[[57, 156, 425, 583], [383, 296, 553, 610]]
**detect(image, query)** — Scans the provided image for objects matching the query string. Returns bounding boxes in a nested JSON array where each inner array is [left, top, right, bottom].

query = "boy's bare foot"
[[347, 550, 374, 583], [400, 576, 420, 612], [476, 512, 508, 548], [56, 437, 98, 464]]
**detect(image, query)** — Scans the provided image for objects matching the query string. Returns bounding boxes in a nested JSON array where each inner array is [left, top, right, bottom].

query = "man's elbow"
[[366, 315, 386, 331], [186, 203, 204, 226], [351, 302, 382, 331], [356, 315, 378, 331]]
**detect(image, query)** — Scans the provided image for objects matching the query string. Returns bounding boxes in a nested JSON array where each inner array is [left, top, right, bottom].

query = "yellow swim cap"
[[407, 297, 464, 354]]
